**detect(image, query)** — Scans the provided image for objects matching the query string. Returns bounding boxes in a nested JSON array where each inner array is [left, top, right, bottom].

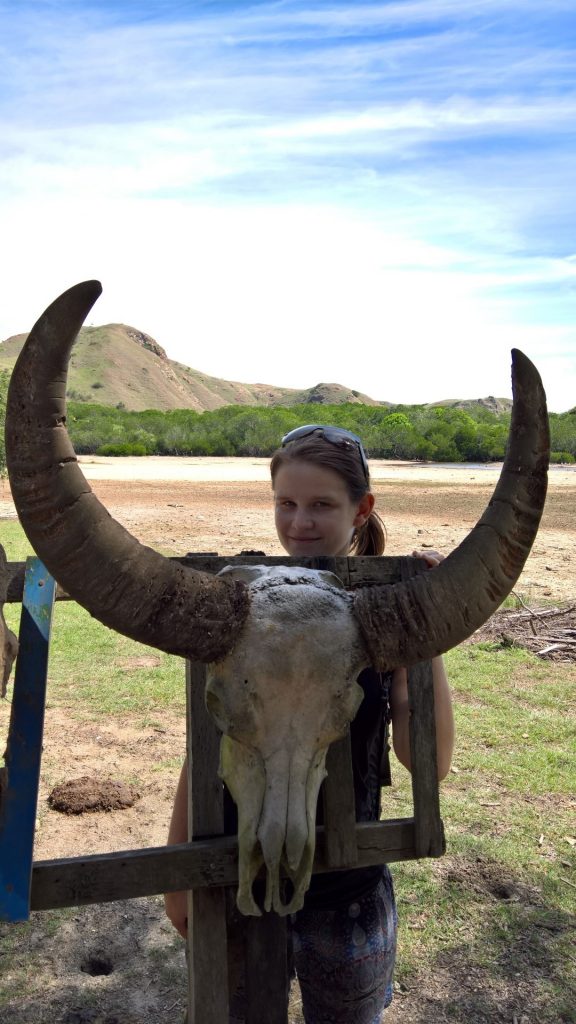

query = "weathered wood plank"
[[187, 660, 223, 837], [396, 555, 445, 859], [29, 819, 420, 911], [322, 733, 358, 868], [407, 662, 445, 858], [245, 914, 289, 1024], [0, 559, 56, 922], [5, 555, 422, 602], [188, 887, 229, 1024], [186, 660, 229, 1024]]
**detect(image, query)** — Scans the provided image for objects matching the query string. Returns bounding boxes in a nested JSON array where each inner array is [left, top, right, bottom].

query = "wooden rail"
[[4, 554, 428, 603]]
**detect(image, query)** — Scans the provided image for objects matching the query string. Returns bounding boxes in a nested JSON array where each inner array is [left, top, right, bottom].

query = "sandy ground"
[[77, 453, 576, 487], [0, 457, 575, 1023], [66, 456, 575, 605]]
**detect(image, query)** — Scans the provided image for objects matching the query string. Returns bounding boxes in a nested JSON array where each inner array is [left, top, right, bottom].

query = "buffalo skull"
[[208, 564, 365, 915], [4, 281, 549, 915]]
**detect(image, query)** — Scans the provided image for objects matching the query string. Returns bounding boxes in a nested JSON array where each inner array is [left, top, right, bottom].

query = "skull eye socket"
[[205, 689, 222, 718], [206, 688, 236, 737]]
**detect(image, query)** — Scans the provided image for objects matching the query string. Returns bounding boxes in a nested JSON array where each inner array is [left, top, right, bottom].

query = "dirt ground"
[[0, 458, 575, 1023], [76, 456, 576, 605]]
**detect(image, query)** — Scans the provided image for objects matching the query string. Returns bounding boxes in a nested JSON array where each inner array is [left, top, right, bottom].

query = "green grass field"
[[391, 643, 576, 1021]]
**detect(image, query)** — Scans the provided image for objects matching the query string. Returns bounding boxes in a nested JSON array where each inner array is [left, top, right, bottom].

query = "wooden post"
[[186, 659, 229, 1024], [407, 661, 445, 857], [0, 559, 55, 922], [398, 554, 445, 858], [185, 656, 291, 1024], [245, 913, 289, 1024], [322, 733, 358, 868]]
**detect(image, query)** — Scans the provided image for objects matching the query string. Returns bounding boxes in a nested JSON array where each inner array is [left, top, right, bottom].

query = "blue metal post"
[[0, 559, 56, 922]]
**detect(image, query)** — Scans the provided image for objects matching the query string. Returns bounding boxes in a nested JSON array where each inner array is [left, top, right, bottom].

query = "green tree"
[[549, 412, 576, 458], [53, 394, 533, 463]]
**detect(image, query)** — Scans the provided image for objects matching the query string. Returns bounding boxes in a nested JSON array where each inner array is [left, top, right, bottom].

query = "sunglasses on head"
[[280, 424, 370, 481]]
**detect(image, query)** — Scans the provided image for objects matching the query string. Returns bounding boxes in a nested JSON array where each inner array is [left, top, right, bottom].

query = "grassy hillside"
[[0, 324, 380, 412], [0, 322, 516, 414]]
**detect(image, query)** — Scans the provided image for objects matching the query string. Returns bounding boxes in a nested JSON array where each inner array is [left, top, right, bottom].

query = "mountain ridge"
[[0, 322, 513, 414]]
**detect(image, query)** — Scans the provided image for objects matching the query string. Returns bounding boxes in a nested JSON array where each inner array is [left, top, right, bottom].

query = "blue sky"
[[1, 1, 575, 411]]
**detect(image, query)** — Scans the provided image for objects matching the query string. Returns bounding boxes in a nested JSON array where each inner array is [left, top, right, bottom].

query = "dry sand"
[[75, 453, 575, 486]]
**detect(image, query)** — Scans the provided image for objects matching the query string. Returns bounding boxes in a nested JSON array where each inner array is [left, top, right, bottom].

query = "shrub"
[[96, 443, 147, 456], [550, 450, 575, 464]]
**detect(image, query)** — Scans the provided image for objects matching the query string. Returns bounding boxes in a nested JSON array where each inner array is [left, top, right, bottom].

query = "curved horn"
[[5, 281, 250, 662], [354, 349, 549, 669]]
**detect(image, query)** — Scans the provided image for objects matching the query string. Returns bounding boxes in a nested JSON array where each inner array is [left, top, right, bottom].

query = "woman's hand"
[[412, 548, 445, 569]]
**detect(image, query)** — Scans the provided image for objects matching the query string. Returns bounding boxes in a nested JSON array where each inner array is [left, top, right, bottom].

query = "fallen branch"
[[504, 604, 575, 622]]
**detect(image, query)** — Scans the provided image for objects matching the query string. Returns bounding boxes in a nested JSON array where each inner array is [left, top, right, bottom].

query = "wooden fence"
[[0, 553, 444, 1023]]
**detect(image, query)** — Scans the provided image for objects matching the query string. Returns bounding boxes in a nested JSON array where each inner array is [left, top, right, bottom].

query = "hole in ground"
[[81, 955, 114, 977]]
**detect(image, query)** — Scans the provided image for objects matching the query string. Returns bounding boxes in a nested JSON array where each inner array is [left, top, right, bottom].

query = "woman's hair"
[[270, 433, 386, 556]]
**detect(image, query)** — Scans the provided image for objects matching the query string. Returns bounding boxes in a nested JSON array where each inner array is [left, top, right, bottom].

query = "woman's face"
[[273, 460, 373, 558]]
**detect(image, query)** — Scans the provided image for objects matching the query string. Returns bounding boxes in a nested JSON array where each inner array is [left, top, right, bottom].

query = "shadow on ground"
[[389, 854, 576, 1024], [1, 857, 574, 1023]]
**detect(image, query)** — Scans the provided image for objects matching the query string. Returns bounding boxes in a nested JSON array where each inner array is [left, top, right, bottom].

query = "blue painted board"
[[0, 559, 56, 922]]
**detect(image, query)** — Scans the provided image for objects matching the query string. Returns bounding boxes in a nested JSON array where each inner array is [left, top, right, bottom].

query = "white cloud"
[[1, 197, 573, 411], [0, 0, 574, 413]]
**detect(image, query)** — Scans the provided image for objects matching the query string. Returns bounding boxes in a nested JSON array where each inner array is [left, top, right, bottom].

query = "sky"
[[1, 1, 575, 412]]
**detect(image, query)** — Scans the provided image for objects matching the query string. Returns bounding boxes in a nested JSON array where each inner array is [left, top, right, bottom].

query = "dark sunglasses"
[[281, 424, 369, 481]]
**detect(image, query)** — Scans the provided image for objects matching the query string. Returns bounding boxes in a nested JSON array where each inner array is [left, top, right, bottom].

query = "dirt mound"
[[48, 777, 140, 814]]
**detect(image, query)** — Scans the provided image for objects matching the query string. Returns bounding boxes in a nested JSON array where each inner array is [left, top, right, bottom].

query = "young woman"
[[165, 424, 454, 1024]]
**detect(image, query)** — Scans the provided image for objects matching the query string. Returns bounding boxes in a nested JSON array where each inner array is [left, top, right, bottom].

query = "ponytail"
[[352, 510, 386, 557]]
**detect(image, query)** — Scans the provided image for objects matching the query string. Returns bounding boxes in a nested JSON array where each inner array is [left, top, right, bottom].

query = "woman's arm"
[[389, 548, 455, 781], [164, 759, 189, 938], [389, 658, 454, 780]]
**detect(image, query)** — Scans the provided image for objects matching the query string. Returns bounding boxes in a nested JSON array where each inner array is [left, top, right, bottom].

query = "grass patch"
[[0, 531, 186, 723], [3, 599, 186, 722], [0, 520, 32, 561], [389, 645, 576, 1022], [46, 603, 186, 718]]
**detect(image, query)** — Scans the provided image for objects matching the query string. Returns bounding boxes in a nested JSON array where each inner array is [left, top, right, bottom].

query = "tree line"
[[1, 372, 574, 474], [56, 399, 576, 463]]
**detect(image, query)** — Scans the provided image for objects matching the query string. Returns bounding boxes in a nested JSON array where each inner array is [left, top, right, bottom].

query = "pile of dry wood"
[[470, 602, 576, 661]]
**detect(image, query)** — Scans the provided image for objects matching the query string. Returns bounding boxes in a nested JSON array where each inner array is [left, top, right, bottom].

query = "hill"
[[425, 395, 512, 414], [0, 322, 511, 414], [0, 324, 380, 412]]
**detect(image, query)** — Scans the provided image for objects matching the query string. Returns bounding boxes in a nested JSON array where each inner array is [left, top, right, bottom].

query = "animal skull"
[[207, 565, 366, 915], [4, 281, 550, 917]]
